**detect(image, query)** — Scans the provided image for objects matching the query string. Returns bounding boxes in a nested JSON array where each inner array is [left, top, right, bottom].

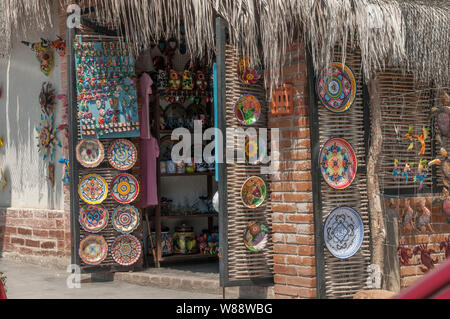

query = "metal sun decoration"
[[36, 114, 61, 161]]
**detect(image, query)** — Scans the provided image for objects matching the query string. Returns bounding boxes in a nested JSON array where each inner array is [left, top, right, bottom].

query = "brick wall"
[[384, 196, 450, 288], [0, 207, 71, 258], [268, 42, 317, 298]]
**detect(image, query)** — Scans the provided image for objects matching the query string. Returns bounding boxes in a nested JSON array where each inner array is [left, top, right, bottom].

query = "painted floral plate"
[[243, 221, 269, 252], [323, 206, 364, 259], [107, 139, 138, 171], [238, 56, 262, 84], [319, 138, 357, 189], [316, 62, 357, 113], [234, 94, 261, 126], [78, 234, 108, 265], [76, 139, 104, 168], [112, 205, 140, 234], [111, 173, 139, 204], [241, 176, 267, 208], [79, 205, 109, 233], [111, 234, 142, 266], [78, 174, 108, 205]]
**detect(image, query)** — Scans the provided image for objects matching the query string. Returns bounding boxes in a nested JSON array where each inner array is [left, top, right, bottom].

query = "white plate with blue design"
[[323, 206, 363, 259]]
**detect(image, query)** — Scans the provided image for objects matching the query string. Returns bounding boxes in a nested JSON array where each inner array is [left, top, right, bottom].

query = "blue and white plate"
[[323, 206, 363, 259]]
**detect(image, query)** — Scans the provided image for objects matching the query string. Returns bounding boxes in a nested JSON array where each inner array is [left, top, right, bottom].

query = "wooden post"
[[367, 76, 387, 286]]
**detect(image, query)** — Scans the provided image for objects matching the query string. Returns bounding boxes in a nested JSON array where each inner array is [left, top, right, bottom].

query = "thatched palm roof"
[[1, 0, 449, 89]]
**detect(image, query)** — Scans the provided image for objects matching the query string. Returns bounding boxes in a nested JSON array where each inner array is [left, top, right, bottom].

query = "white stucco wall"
[[0, 7, 64, 210]]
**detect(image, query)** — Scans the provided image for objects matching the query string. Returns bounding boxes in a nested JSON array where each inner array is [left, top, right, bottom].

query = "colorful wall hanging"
[[238, 56, 262, 84], [234, 94, 261, 126], [36, 114, 61, 161], [111, 234, 142, 266], [241, 176, 267, 208], [78, 234, 108, 265], [319, 138, 357, 189], [50, 36, 66, 57], [110, 173, 139, 204], [78, 174, 108, 205], [323, 206, 364, 259], [75, 139, 105, 168], [22, 41, 53, 76], [316, 62, 356, 113], [243, 222, 269, 252], [107, 139, 137, 171], [79, 205, 109, 233], [74, 39, 140, 139], [111, 205, 140, 234], [58, 158, 70, 184]]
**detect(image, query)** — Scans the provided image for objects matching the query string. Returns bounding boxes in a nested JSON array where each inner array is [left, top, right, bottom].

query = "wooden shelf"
[[158, 253, 218, 262], [161, 172, 214, 177], [154, 213, 218, 220]]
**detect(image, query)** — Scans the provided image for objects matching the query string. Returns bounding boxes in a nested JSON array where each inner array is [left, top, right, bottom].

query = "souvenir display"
[[316, 62, 356, 113], [74, 39, 140, 139], [243, 221, 269, 252], [319, 138, 357, 190], [75, 139, 105, 168], [234, 94, 261, 126], [111, 234, 142, 266], [323, 206, 364, 259], [78, 174, 108, 205], [36, 114, 61, 161], [50, 36, 66, 57], [107, 139, 138, 171], [39, 82, 56, 116], [79, 205, 109, 233], [78, 234, 108, 265], [413, 243, 439, 273], [241, 176, 267, 208], [164, 103, 187, 130], [112, 204, 140, 234], [22, 40, 53, 76], [245, 135, 267, 164], [198, 231, 219, 255], [111, 173, 139, 204], [238, 56, 262, 84], [173, 224, 198, 254], [160, 136, 176, 161], [151, 231, 173, 256], [186, 103, 208, 129], [414, 126, 429, 156]]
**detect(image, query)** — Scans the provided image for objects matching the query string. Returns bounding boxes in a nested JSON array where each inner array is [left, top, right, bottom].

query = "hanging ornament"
[[392, 159, 402, 180], [22, 41, 54, 76], [414, 126, 429, 156], [402, 162, 412, 184], [58, 158, 70, 184], [39, 82, 56, 116], [414, 159, 428, 191], [36, 114, 61, 161], [404, 125, 415, 151], [50, 36, 66, 57]]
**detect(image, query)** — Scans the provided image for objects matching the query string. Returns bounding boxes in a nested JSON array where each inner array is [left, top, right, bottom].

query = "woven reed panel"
[[317, 47, 371, 299], [75, 36, 143, 271], [224, 46, 273, 281], [378, 69, 432, 192]]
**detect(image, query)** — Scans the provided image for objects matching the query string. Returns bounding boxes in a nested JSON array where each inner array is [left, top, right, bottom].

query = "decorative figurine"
[[413, 243, 439, 273], [402, 163, 412, 184], [22, 40, 53, 76], [414, 159, 428, 191], [414, 126, 428, 156], [392, 159, 402, 180], [397, 242, 413, 266], [404, 125, 415, 151], [403, 198, 415, 231], [417, 197, 433, 233]]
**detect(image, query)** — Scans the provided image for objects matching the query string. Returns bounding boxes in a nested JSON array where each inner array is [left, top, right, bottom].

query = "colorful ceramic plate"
[[112, 205, 140, 234], [107, 139, 138, 171], [111, 173, 139, 204], [241, 176, 267, 208], [234, 94, 261, 126], [111, 234, 142, 266], [76, 139, 104, 168], [79, 205, 109, 233], [323, 206, 364, 259], [160, 136, 176, 161], [78, 174, 108, 205], [245, 135, 267, 164], [243, 221, 269, 252], [437, 111, 450, 137], [316, 62, 357, 113], [238, 56, 262, 84], [319, 138, 357, 189], [78, 234, 108, 265]]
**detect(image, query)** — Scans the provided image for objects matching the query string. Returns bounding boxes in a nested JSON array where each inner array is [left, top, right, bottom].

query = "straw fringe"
[[1, 0, 449, 88]]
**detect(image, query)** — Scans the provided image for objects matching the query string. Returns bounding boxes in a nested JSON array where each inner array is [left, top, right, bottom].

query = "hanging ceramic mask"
[[182, 70, 194, 90], [196, 70, 208, 91], [169, 69, 181, 90], [50, 37, 66, 57], [157, 69, 169, 91], [22, 41, 54, 76]]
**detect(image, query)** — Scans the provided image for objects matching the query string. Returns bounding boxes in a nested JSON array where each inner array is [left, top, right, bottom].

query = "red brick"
[[273, 255, 286, 264], [294, 106, 309, 116], [282, 150, 311, 160], [17, 227, 32, 236], [283, 171, 312, 181], [274, 244, 298, 254], [293, 117, 309, 127], [4, 226, 17, 235], [281, 129, 310, 139], [297, 245, 315, 256], [33, 229, 49, 238], [25, 239, 40, 248], [48, 212, 63, 219], [271, 193, 283, 202], [274, 285, 298, 297], [298, 287, 316, 298], [286, 234, 315, 245], [18, 210, 33, 218], [272, 204, 296, 213], [49, 230, 64, 240], [41, 241, 56, 249], [10, 237, 25, 245], [272, 212, 285, 222], [274, 274, 288, 285], [293, 182, 312, 192], [269, 118, 292, 129], [273, 224, 296, 233], [286, 276, 316, 288], [283, 63, 307, 75], [296, 265, 316, 277], [284, 193, 311, 202], [286, 214, 314, 223]]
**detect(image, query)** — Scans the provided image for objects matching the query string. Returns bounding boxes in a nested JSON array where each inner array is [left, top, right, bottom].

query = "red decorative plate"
[[319, 138, 357, 189], [110, 173, 139, 204], [111, 234, 142, 266]]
